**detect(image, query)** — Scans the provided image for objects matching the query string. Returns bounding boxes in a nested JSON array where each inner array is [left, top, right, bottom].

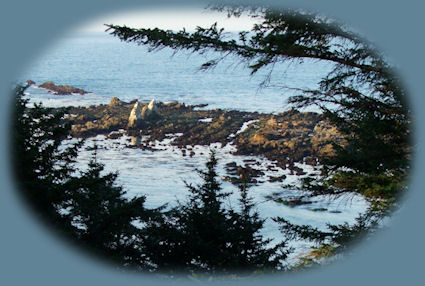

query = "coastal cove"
[[11, 7, 411, 275], [25, 83, 369, 264], [18, 29, 370, 263]]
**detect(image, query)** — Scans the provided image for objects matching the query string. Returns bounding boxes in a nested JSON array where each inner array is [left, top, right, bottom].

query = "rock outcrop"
[[26, 80, 36, 86], [61, 99, 345, 168], [311, 120, 345, 158], [234, 110, 342, 167], [109, 96, 124, 107], [128, 101, 143, 128], [38, 81, 88, 95], [141, 99, 159, 119]]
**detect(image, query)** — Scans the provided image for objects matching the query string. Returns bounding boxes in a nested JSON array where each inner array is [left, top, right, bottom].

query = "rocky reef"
[[233, 111, 344, 169], [61, 97, 344, 175], [37, 81, 88, 95]]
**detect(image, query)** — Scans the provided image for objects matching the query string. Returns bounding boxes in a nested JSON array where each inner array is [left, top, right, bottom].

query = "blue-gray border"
[[1, 0, 423, 285]]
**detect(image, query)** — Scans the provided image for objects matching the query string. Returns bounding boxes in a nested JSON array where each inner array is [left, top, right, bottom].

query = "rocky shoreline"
[[58, 96, 344, 177]]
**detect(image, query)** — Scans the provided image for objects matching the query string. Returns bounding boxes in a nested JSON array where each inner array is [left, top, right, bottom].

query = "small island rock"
[[39, 81, 88, 95], [26, 80, 36, 86]]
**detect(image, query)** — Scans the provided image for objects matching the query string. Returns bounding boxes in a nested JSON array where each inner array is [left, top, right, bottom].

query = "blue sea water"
[[21, 32, 333, 113], [17, 31, 368, 259]]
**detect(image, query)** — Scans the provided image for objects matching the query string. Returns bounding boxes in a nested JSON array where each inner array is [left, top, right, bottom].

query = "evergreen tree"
[[12, 84, 82, 226], [228, 181, 288, 272], [11, 85, 154, 269], [274, 198, 393, 269], [66, 147, 152, 268], [105, 5, 411, 268], [142, 151, 287, 275]]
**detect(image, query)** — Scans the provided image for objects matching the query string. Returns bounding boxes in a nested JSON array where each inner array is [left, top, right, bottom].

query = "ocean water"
[[71, 134, 368, 263], [21, 32, 334, 113], [19, 31, 367, 262]]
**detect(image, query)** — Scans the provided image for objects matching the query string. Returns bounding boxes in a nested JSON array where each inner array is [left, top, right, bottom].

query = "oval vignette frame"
[[0, 0, 423, 286]]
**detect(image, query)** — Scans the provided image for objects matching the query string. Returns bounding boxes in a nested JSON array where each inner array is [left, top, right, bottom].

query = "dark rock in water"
[[224, 161, 264, 185], [304, 156, 318, 166], [268, 174, 287, 183], [26, 80, 36, 86], [193, 103, 208, 108], [293, 166, 306, 176], [273, 197, 312, 207], [225, 162, 238, 169], [312, 208, 327, 212], [39, 81, 88, 95], [107, 131, 123, 139]]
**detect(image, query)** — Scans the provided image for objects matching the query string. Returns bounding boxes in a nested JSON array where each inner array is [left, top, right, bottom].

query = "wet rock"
[[266, 116, 278, 127], [273, 197, 312, 207], [58, 99, 344, 171], [107, 131, 123, 139], [234, 111, 342, 165], [193, 103, 208, 108], [268, 174, 287, 183], [293, 166, 306, 176], [224, 161, 264, 185], [39, 81, 88, 95], [312, 208, 327, 212]]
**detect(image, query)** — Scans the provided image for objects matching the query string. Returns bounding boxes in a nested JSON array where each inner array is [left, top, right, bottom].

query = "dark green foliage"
[[231, 181, 288, 272], [297, 169, 407, 200], [106, 5, 411, 268], [141, 151, 288, 275], [11, 86, 153, 269], [65, 150, 153, 268], [274, 198, 391, 268], [12, 4, 412, 272], [12, 90, 289, 274], [12, 85, 82, 224]]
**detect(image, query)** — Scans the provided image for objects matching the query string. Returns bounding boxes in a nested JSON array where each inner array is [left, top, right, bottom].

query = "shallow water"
[[70, 134, 368, 263]]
